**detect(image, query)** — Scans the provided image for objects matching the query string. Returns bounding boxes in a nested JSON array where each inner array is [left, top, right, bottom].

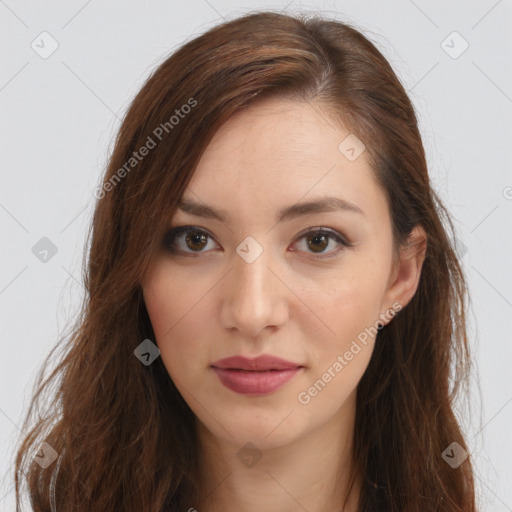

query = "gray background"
[[1, 0, 511, 510]]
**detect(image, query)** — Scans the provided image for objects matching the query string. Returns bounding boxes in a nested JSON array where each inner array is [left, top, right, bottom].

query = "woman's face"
[[142, 98, 416, 451]]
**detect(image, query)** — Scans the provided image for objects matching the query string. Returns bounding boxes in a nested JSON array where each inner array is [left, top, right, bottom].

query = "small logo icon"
[[32, 441, 58, 468], [32, 237, 58, 263], [134, 339, 161, 366], [93, 186, 106, 200], [338, 134, 366, 161], [237, 442, 262, 468], [452, 236, 468, 259], [236, 236, 263, 264], [503, 186, 512, 200], [31, 31, 59, 59], [441, 31, 469, 59], [442, 441, 468, 468]]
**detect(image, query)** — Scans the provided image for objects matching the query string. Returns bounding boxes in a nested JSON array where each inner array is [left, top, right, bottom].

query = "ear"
[[381, 225, 427, 319]]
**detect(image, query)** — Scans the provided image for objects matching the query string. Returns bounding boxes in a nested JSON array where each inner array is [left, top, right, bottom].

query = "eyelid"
[[297, 226, 351, 246]]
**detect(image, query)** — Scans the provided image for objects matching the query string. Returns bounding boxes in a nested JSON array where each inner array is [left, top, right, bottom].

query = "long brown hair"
[[14, 10, 477, 511]]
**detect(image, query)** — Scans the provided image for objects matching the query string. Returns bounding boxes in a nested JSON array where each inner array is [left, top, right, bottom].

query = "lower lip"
[[211, 367, 302, 395]]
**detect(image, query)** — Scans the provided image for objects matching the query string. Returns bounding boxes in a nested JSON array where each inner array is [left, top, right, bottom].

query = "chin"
[[203, 407, 308, 449]]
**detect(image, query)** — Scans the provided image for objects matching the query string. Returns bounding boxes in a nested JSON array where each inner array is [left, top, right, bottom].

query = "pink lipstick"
[[210, 355, 303, 395]]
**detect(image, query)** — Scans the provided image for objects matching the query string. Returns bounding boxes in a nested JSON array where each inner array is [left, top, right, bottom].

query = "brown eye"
[[184, 231, 208, 251], [293, 227, 350, 258], [162, 227, 217, 254], [306, 232, 329, 253]]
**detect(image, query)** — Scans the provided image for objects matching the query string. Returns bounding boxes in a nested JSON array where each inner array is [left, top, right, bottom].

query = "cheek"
[[307, 261, 388, 338], [142, 266, 211, 379], [299, 256, 389, 380], [295, 279, 383, 415]]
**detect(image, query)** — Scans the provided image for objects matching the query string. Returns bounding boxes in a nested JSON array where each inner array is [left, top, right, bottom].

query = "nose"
[[220, 243, 288, 338]]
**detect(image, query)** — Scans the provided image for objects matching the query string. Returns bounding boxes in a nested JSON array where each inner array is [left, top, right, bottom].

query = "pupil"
[[186, 232, 207, 250], [308, 234, 327, 252]]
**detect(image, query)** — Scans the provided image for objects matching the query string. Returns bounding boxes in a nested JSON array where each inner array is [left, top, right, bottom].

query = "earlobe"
[[382, 225, 427, 318]]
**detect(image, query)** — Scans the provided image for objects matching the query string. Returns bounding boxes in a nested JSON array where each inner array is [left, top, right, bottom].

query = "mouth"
[[210, 355, 304, 395]]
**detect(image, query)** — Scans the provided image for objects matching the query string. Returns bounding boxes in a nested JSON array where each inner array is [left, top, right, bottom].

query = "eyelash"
[[161, 225, 352, 259]]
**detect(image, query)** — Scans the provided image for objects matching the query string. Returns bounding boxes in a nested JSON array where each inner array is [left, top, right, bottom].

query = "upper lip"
[[211, 355, 303, 371]]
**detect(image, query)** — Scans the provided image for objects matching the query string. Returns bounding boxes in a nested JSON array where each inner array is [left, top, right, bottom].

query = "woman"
[[14, 10, 477, 511]]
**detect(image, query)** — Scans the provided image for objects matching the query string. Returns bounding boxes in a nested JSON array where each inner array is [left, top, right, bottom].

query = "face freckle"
[[142, 97, 398, 449]]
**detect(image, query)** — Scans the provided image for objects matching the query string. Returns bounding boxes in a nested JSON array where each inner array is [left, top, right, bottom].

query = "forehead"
[[201, 98, 346, 164], [181, 98, 386, 225]]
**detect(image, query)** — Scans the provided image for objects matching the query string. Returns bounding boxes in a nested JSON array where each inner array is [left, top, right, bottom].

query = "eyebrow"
[[177, 196, 365, 224]]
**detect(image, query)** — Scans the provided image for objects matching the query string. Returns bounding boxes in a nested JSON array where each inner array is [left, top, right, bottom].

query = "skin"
[[142, 97, 427, 512]]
